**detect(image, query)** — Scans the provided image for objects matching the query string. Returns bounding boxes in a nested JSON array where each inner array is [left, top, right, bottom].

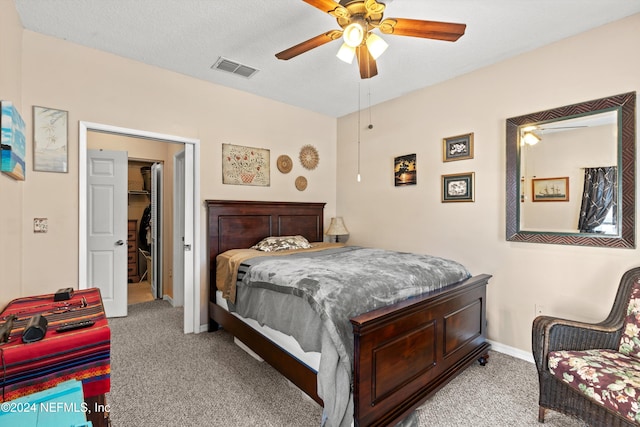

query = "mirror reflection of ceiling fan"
[[536, 125, 588, 133], [521, 124, 589, 145], [275, 0, 467, 79], [522, 111, 616, 143]]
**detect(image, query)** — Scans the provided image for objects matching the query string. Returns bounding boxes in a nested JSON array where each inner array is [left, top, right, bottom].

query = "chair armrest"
[[532, 315, 622, 372]]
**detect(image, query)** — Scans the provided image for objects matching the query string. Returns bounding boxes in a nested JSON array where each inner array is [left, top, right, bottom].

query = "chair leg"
[[538, 406, 546, 423]]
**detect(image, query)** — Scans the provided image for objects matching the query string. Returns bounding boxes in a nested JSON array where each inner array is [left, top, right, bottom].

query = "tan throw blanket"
[[216, 242, 344, 303]]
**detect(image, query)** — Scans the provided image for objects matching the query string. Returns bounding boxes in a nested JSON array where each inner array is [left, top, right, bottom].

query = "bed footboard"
[[350, 274, 491, 427]]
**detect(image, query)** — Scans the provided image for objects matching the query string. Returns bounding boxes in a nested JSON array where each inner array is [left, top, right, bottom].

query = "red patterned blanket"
[[0, 288, 110, 402]]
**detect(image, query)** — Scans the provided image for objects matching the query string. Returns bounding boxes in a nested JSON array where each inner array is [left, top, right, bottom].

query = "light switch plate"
[[34, 218, 48, 233]]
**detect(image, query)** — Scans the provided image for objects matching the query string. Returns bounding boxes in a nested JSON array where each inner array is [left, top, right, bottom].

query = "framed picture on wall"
[[394, 153, 416, 186], [222, 143, 270, 186], [443, 132, 474, 162], [33, 106, 68, 173], [0, 100, 26, 180], [532, 177, 569, 202], [442, 172, 475, 202]]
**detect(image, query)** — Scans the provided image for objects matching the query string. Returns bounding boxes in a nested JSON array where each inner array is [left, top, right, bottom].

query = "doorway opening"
[[79, 121, 201, 334], [127, 159, 162, 305]]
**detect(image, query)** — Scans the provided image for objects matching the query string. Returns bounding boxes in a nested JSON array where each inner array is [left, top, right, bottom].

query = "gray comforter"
[[230, 246, 471, 427]]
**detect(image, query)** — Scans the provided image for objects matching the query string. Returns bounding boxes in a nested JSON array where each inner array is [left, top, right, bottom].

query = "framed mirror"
[[506, 92, 636, 248]]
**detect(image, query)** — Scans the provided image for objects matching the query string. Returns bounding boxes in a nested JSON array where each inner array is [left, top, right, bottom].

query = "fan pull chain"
[[367, 79, 373, 130], [357, 82, 361, 182]]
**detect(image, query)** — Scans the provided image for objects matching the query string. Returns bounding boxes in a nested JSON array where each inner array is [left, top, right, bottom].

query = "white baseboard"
[[163, 294, 174, 306], [199, 323, 209, 333], [488, 339, 534, 363]]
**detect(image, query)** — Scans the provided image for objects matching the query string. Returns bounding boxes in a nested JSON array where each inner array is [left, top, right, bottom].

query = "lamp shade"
[[326, 217, 349, 236], [336, 43, 356, 64], [343, 22, 365, 48], [522, 131, 541, 145], [366, 33, 388, 60]]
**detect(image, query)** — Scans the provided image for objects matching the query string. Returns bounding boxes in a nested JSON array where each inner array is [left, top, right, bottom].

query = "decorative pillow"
[[548, 348, 640, 424], [251, 235, 312, 252], [618, 279, 640, 357]]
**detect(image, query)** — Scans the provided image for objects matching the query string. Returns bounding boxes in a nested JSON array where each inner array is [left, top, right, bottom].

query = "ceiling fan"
[[521, 125, 589, 145], [275, 0, 466, 79]]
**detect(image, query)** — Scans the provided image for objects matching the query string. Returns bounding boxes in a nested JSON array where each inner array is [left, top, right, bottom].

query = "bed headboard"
[[205, 200, 326, 300]]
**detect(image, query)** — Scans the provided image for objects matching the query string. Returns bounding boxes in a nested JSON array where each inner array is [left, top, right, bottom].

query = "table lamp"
[[326, 217, 349, 243]]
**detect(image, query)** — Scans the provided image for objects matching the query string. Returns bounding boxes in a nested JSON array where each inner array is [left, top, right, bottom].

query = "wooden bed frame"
[[206, 200, 491, 427]]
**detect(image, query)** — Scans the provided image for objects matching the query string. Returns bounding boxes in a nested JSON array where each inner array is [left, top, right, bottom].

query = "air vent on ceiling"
[[211, 57, 259, 79]]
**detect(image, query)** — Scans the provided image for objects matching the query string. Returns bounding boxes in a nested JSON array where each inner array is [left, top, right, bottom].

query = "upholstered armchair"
[[532, 266, 640, 427]]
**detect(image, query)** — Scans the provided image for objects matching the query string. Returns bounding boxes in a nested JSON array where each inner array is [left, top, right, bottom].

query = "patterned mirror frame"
[[506, 92, 636, 248]]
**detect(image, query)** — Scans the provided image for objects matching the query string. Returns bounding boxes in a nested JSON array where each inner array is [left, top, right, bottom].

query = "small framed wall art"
[[33, 106, 68, 173], [443, 132, 474, 162], [394, 153, 416, 186], [442, 172, 475, 202], [532, 177, 569, 202]]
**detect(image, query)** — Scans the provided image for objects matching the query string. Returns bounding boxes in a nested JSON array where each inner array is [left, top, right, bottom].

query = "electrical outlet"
[[34, 218, 48, 233], [535, 304, 545, 316]]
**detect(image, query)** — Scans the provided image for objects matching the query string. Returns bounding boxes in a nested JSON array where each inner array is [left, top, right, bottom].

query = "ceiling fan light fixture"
[[366, 33, 388, 60], [336, 43, 356, 63], [275, 1, 467, 79], [522, 131, 541, 146], [343, 21, 365, 47]]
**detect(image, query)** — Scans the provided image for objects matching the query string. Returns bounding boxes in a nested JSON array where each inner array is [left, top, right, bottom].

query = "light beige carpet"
[[108, 300, 582, 426]]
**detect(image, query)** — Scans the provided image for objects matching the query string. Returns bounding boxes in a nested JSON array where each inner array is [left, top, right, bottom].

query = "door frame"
[[79, 121, 201, 334], [172, 150, 185, 308], [150, 162, 163, 299]]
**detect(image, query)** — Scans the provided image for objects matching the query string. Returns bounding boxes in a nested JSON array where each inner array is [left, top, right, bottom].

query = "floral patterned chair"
[[532, 267, 640, 426]]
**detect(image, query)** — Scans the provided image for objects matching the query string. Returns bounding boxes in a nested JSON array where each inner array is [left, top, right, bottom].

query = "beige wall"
[[0, 0, 24, 305], [336, 14, 640, 355], [2, 0, 337, 323]]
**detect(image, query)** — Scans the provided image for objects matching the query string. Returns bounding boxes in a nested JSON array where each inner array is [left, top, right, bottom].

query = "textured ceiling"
[[13, 0, 640, 118]]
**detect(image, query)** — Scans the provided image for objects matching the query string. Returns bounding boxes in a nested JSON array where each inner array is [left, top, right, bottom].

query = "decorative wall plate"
[[277, 155, 293, 174], [295, 176, 308, 191], [299, 145, 319, 170]]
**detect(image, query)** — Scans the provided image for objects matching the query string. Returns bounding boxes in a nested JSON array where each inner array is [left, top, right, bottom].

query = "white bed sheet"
[[216, 290, 321, 372]]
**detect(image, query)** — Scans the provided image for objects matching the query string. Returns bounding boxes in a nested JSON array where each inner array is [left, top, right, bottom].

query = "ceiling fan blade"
[[364, 0, 385, 15], [356, 45, 378, 79], [275, 30, 342, 60], [379, 18, 466, 41], [541, 126, 588, 130], [303, 0, 349, 18]]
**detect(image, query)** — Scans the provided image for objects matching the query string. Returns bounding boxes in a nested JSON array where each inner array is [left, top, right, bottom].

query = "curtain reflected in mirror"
[[578, 167, 617, 233], [506, 91, 636, 248]]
